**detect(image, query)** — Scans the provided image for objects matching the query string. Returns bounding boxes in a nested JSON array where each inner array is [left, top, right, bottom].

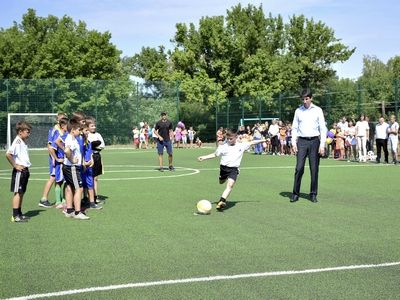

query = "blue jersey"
[[52, 130, 68, 159], [76, 134, 85, 159], [83, 141, 93, 165], [47, 124, 60, 145]]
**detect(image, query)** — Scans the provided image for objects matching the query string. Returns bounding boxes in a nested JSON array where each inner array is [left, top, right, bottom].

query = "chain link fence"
[[1, 78, 399, 147]]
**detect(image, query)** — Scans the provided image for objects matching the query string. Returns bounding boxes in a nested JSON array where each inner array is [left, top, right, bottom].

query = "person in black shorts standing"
[[6, 121, 32, 222], [154, 112, 174, 171], [197, 129, 265, 211]]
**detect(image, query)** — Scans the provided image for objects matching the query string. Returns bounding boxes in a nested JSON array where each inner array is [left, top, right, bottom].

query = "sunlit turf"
[[1, 146, 399, 299]]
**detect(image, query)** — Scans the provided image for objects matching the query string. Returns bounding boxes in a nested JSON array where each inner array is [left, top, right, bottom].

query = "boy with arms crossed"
[[86, 116, 105, 203], [6, 121, 32, 222], [51, 117, 69, 208], [82, 123, 102, 209], [62, 120, 89, 220], [39, 112, 67, 208], [198, 129, 265, 211]]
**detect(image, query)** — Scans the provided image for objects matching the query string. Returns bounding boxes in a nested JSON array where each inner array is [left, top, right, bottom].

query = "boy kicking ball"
[[198, 129, 265, 211]]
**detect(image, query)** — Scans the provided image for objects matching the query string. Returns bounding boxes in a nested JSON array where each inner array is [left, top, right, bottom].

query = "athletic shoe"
[[90, 203, 103, 210], [216, 201, 227, 211], [73, 212, 90, 220], [63, 211, 75, 218], [11, 215, 28, 223], [38, 200, 53, 208], [20, 214, 30, 220], [158, 167, 164, 172], [169, 166, 175, 171]]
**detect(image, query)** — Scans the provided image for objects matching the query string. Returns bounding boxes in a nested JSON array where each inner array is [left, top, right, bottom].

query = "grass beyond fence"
[[0, 147, 399, 299]]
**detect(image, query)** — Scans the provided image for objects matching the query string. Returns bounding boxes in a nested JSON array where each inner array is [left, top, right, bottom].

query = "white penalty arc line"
[[4, 262, 400, 300]]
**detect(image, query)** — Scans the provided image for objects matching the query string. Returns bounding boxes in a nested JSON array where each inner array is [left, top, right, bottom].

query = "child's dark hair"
[[71, 111, 86, 124], [58, 117, 69, 127], [225, 128, 237, 137], [67, 118, 81, 132], [16, 121, 32, 134], [85, 116, 96, 126]]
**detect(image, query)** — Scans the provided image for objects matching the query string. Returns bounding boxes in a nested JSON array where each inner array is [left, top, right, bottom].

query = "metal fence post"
[[176, 81, 180, 121], [6, 79, 9, 112], [394, 78, 399, 118]]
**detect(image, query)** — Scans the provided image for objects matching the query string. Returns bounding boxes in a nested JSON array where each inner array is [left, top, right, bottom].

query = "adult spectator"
[[268, 119, 280, 155], [154, 112, 174, 171], [291, 88, 327, 203], [355, 114, 369, 162], [375, 116, 389, 164], [388, 114, 399, 164]]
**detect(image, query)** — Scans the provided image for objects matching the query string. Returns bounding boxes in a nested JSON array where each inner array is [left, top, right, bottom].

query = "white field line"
[[3, 262, 400, 300], [0, 163, 388, 174], [0, 163, 391, 181]]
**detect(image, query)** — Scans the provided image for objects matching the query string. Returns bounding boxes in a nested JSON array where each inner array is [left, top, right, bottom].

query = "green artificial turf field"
[[1, 146, 399, 299]]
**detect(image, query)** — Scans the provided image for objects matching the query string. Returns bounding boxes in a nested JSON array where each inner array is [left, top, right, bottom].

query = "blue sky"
[[1, 0, 399, 79]]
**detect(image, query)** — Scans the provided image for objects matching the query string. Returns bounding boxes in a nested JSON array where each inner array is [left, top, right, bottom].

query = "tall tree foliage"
[[129, 4, 354, 109], [0, 9, 126, 80]]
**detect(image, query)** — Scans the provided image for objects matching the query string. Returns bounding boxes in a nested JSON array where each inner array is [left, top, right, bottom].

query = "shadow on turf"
[[24, 209, 46, 218], [97, 194, 108, 201], [213, 200, 259, 211], [279, 191, 310, 201]]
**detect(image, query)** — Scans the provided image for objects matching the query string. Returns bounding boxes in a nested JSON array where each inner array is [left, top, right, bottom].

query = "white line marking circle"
[[0, 166, 200, 181]]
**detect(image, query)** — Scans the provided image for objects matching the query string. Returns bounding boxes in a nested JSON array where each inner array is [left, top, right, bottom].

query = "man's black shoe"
[[290, 194, 299, 203], [310, 195, 318, 203]]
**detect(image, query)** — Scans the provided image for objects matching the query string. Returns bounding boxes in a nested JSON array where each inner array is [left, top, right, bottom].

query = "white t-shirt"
[[389, 122, 399, 138], [355, 120, 369, 137], [63, 134, 82, 166], [215, 141, 251, 167], [268, 124, 279, 137], [375, 122, 389, 139], [7, 136, 31, 167], [88, 132, 105, 149]]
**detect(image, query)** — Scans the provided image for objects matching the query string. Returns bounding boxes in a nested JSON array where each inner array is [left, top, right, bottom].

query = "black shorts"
[[92, 152, 103, 177], [219, 165, 239, 182], [10, 168, 30, 193], [62, 165, 83, 191]]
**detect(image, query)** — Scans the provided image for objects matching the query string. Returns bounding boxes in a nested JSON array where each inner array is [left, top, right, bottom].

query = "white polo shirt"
[[375, 122, 389, 139], [215, 142, 250, 168], [7, 136, 31, 167], [63, 134, 82, 166]]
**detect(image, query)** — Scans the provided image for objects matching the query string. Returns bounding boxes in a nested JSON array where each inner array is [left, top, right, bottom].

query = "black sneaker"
[[11, 215, 28, 223], [38, 200, 53, 208], [169, 166, 175, 171], [20, 214, 31, 220], [158, 167, 164, 172], [216, 201, 227, 211], [90, 203, 103, 210]]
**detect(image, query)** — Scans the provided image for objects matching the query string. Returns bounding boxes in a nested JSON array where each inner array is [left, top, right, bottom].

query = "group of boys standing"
[[6, 112, 105, 222]]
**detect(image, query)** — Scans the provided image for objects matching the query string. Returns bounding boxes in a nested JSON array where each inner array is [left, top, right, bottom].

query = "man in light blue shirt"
[[291, 88, 327, 203]]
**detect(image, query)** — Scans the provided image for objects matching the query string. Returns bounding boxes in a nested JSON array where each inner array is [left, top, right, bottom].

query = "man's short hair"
[[300, 88, 312, 98], [160, 112, 167, 116]]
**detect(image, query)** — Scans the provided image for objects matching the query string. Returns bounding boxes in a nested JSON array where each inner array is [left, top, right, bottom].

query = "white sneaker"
[[73, 212, 90, 220], [63, 211, 74, 218]]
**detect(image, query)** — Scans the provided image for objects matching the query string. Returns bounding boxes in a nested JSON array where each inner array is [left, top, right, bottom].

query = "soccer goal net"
[[7, 113, 57, 149]]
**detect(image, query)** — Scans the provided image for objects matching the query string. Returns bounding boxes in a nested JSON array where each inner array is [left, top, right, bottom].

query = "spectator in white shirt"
[[375, 116, 389, 163]]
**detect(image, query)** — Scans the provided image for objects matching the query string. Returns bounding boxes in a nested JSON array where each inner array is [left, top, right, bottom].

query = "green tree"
[[0, 9, 126, 80]]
